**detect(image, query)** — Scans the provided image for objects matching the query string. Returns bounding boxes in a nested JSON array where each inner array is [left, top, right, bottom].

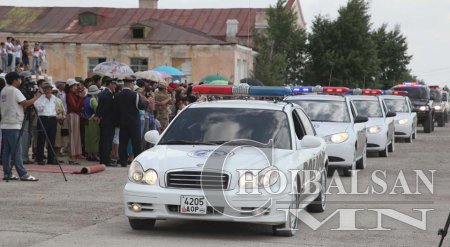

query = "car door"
[[349, 101, 366, 159], [381, 99, 395, 142], [292, 109, 324, 201]]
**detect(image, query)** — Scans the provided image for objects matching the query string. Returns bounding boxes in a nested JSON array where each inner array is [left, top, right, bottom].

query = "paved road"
[[1, 126, 450, 247]]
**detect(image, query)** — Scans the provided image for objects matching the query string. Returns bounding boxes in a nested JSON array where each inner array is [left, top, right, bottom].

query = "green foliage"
[[305, 0, 412, 89], [253, 0, 307, 86]]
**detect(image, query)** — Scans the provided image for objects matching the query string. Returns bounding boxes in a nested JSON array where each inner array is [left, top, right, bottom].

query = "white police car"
[[286, 87, 368, 177], [348, 90, 396, 157], [123, 85, 328, 236], [380, 92, 417, 143]]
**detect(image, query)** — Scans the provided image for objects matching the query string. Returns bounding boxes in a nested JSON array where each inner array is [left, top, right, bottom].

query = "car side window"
[[292, 110, 306, 140], [296, 109, 316, 136]]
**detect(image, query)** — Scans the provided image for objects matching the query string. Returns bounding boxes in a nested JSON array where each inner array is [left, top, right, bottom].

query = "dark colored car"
[[392, 84, 435, 133]]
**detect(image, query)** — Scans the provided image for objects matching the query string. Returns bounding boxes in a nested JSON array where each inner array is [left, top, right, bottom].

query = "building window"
[[79, 12, 97, 26], [132, 28, 144, 39], [130, 58, 148, 72], [88, 57, 106, 73]]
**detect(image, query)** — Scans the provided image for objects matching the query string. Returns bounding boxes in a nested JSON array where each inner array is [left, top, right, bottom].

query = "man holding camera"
[[1, 72, 40, 181]]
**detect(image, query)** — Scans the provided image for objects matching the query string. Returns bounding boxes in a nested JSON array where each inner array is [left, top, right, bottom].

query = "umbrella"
[[154, 71, 172, 79], [93, 61, 134, 78], [202, 74, 229, 84], [208, 80, 229, 86], [153, 66, 184, 77], [134, 71, 164, 82], [240, 78, 264, 86]]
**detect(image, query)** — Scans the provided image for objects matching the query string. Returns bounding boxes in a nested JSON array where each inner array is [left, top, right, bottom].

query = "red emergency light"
[[362, 89, 382, 95], [323, 87, 350, 94], [392, 91, 408, 96], [429, 85, 440, 89], [192, 85, 233, 95]]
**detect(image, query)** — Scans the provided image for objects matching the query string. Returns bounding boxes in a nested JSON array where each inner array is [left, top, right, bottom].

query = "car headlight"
[[434, 105, 442, 111], [128, 161, 158, 185], [397, 119, 409, 125], [418, 106, 428, 111], [239, 167, 280, 189], [367, 126, 383, 134], [324, 132, 349, 144]]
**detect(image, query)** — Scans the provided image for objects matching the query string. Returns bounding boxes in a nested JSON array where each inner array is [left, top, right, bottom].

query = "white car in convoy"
[[380, 94, 418, 143], [123, 88, 328, 237], [286, 92, 368, 177], [348, 91, 396, 157]]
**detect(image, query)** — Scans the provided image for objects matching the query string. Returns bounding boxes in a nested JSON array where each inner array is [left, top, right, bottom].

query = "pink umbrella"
[[154, 71, 172, 79]]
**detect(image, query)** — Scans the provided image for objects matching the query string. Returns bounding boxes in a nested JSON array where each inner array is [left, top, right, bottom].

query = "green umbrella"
[[202, 75, 229, 84], [208, 80, 229, 86]]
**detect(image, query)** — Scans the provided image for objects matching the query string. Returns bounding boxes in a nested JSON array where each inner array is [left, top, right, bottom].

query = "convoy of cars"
[[123, 82, 447, 237]]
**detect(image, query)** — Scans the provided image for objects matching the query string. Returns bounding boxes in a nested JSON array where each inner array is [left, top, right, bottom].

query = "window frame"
[[129, 57, 149, 72], [87, 57, 107, 73]]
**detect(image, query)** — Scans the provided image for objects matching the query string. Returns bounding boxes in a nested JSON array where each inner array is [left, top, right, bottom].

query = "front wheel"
[[356, 146, 367, 169], [388, 137, 395, 152], [273, 179, 300, 237], [129, 218, 156, 230], [438, 114, 445, 127], [379, 145, 388, 157], [423, 114, 433, 133], [307, 169, 327, 213]]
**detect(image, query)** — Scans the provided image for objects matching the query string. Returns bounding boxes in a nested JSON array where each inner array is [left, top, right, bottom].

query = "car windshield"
[[289, 100, 350, 122], [384, 99, 409, 113], [352, 100, 383, 118], [393, 87, 429, 100], [159, 108, 292, 149], [430, 89, 442, 102], [443, 93, 448, 102]]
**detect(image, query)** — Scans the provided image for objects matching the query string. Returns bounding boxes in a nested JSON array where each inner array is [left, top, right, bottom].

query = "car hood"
[[410, 99, 429, 106], [395, 112, 411, 121], [135, 145, 296, 174], [366, 117, 385, 127], [312, 122, 350, 137]]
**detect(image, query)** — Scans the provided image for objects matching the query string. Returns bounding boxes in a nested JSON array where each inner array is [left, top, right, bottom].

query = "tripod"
[[5, 105, 67, 182]]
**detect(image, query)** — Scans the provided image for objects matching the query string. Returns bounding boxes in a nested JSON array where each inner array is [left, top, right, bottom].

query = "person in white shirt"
[[39, 45, 47, 74], [34, 82, 59, 165], [1, 72, 40, 181], [5, 37, 15, 72], [14, 39, 22, 69]]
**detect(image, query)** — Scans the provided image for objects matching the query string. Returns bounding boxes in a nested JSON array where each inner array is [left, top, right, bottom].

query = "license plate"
[[180, 196, 207, 215]]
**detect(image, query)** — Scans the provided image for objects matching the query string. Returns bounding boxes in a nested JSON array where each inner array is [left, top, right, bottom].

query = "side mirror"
[[354, 115, 369, 123], [300, 135, 323, 149], [144, 130, 160, 145], [386, 111, 397, 118]]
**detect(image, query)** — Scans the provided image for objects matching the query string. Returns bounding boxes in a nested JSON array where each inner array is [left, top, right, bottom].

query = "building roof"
[[0, 6, 264, 39], [53, 19, 229, 45]]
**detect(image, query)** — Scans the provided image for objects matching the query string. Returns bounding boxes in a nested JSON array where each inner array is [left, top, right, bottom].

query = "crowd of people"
[[0, 37, 47, 74], [0, 71, 199, 181]]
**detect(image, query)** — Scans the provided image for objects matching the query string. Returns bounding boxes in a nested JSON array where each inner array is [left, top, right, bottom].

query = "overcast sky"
[[3, 0, 450, 86]]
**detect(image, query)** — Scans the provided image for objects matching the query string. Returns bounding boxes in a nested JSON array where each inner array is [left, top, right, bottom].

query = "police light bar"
[[403, 82, 418, 86], [362, 89, 382, 95], [384, 90, 408, 96], [429, 85, 440, 89], [323, 87, 350, 94], [192, 84, 293, 97]]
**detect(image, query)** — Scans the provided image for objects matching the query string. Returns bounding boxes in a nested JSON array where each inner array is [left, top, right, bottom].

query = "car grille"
[[166, 171, 230, 190], [395, 132, 407, 135]]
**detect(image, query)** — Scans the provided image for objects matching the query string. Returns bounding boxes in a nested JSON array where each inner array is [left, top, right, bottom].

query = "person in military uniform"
[[154, 82, 173, 132]]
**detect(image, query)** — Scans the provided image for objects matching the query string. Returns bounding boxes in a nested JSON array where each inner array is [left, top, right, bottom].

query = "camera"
[[19, 71, 39, 99]]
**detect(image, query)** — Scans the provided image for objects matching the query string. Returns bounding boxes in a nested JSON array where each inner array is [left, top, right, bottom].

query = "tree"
[[253, 0, 307, 86], [372, 24, 412, 89], [306, 0, 380, 88]]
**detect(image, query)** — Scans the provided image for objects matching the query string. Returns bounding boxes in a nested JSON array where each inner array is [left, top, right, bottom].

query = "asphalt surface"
[[1, 125, 450, 247]]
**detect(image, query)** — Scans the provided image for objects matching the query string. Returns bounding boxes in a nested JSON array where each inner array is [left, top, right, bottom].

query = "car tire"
[[273, 178, 300, 237], [424, 113, 433, 133], [438, 114, 445, 127], [343, 161, 355, 177], [388, 137, 395, 153], [307, 169, 327, 213], [128, 218, 156, 230], [379, 145, 388, 157], [412, 127, 417, 139], [356, 146, 367, 169], [406, 134, 413, 143]]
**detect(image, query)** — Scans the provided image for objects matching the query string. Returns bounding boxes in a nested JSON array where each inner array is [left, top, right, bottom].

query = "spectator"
[[0, 42, 7, 72], [34, 82, 59, 165], [5, 37, 15, 72], [91, 75, 102, 89], [0, 77, 5, 155], [55, 81, 68, 155], [154, 82, 173, 132], [65, 78, 85, 165], [22, 41, 30, 71], [1, 72, 40, 181], [39, 45, 47, 74], [96, 77, 117, 167], [52, 85, 66, 160], [84, 85, 100, 162], [114, 77, 148, 167], [14, 39, 22, 70], [32, 42, 40, 74]]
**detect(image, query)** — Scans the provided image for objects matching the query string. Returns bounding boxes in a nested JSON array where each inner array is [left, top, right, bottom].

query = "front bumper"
[[394, 123, 413, 138], [326, 142, 354, 168], [123, 183, 294, 225], [366, 132, 388, 151]]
